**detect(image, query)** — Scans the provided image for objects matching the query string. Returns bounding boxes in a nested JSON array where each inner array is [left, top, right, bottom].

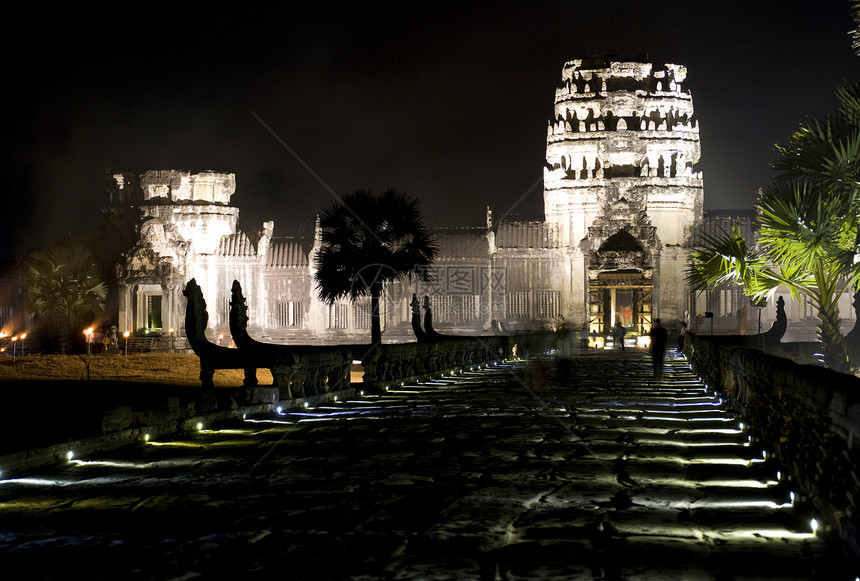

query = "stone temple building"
[[100, 56, 853, 347], [542, 58, 702, 335]]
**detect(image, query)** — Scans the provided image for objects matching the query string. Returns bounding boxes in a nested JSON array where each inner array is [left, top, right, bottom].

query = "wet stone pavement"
[[0, 351, 857, 580]]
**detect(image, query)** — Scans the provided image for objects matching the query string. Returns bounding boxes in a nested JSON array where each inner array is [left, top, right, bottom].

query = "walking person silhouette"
[[648, 319, 668, 381], [677, 321, 688, 354]]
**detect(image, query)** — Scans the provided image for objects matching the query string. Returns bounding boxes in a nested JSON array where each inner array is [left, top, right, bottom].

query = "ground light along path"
[[0, 351, 856, 580]]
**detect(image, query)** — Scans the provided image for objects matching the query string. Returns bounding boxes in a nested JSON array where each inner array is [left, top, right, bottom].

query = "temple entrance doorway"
[[147, 295, 163, 332], [588, 271, 652, 336], [135, 285, 164, 334]]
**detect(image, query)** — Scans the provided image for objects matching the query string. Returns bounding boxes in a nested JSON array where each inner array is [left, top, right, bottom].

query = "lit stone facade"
[[110, 169, 286, 342], [106, 58, 849, 345], [543, 57, 703, 332]]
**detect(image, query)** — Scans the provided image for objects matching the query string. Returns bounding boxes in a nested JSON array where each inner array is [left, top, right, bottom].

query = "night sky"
[[3, 2, 858, 262]]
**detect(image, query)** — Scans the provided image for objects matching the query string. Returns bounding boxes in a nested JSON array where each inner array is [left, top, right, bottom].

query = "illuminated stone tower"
[[111, 170, 248, 336], [543, 57, 704, 332]]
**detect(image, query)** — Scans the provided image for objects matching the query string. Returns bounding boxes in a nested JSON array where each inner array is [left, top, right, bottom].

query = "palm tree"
[[24, 245, 108, 354], [314, 189, 438, 346], [688, 81, 860, 374]]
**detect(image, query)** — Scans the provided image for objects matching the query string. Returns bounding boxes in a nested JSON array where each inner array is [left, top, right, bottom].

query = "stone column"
[[656, 246, 688, 326], [117, 284, 131, 335], [165, 281, 181, 335], [569, 250, 587, 327]]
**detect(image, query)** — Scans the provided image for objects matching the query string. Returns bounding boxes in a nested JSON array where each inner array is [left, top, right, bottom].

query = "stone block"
[[101, 405, 133, 433], [248, 387, 279, 405]]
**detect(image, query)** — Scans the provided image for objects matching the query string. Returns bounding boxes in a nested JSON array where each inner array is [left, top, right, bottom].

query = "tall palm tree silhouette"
[[314, 190, 438, 347]]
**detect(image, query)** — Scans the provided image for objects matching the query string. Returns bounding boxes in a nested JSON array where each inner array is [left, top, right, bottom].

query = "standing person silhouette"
[[614, 320, 627, 351], [649, 319, 668, 381]]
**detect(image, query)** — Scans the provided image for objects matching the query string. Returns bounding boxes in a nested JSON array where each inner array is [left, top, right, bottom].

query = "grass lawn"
[[0, 352, 274, 387]]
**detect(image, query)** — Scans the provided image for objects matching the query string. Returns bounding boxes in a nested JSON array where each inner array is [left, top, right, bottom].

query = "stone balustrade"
[[215, 278, 561, 401], [269, 346, 356, 399], [685, 334, 860, 551], [361, 333, 557, 389], [263, 332, 559, 399]]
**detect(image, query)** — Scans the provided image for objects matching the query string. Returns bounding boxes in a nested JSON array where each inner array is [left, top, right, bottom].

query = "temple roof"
[[267, 237, 310, 268], [217, 232, 256, 257], [431, 227, 489, 258], [216, 233, 309, 267], [495, 220, 559, 249]]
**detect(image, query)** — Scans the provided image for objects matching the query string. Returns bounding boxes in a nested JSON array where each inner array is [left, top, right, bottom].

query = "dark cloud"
[[3, 2, 858, 260]]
